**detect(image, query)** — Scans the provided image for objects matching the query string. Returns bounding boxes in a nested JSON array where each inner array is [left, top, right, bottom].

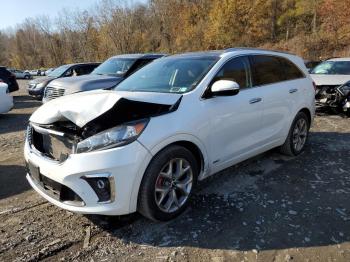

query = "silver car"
[[42, 54, 165, 103], [8, 69, 32, 79]]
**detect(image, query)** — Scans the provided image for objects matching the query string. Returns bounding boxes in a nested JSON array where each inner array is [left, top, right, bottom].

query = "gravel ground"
[[0, 80, 350, 262]]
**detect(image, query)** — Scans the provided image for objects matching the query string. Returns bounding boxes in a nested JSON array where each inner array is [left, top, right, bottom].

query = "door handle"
[[249, 98, 262, 104], [289, 88, 298, 94]]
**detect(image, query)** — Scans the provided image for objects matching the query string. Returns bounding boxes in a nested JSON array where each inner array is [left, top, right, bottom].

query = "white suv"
[[25, 48, 315, 221]]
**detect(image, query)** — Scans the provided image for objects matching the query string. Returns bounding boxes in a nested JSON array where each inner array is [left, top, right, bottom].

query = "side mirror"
[[210, 80, 240, 96]]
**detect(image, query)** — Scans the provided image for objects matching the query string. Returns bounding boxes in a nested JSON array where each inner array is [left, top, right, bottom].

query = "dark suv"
[[0, 66, 19, 93], [27, 62, 100, 100], [42, 54, 166, 103]]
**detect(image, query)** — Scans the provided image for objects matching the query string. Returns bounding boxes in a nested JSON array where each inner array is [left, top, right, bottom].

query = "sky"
[[0, 0, 100, 30]]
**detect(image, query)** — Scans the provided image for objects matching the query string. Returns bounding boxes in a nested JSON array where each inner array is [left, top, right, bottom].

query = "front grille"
[[44, 86, 65, 101], [26, 125, 33, 144], [28, 125, 74, 162]]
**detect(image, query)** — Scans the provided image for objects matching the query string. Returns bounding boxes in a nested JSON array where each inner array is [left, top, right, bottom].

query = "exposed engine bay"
[[315, 81, 350, 116]]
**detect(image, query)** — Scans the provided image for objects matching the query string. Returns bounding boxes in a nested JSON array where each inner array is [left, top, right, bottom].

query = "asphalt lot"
[[0, 79, 350, 261]]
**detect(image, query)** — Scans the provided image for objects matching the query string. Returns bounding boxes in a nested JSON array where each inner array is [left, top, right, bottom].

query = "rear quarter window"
[[250, 55, 304, 86], [250, 55, 285, 86], [278, 57, 305, 80]]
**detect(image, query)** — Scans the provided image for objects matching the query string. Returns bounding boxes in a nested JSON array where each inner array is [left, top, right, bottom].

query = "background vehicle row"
[[42, 53, 165, 103], [27, 62, 100, 100]]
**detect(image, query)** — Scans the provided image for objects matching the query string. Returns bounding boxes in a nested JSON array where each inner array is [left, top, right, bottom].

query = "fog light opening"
[[81, 174, 115, 203]]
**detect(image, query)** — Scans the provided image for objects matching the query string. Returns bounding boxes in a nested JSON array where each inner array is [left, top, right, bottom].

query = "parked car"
[[0, 82, 13, 114], [29, 70, 39, 76], [27, 62, 100, 100], [310, 58, 350, 112], [8, 69, 32, 79], [28, 69, 45, 76], [0, 67, 19, 92], [25, 48, 315, 221], [45, 68, 55, 76], [42, 54, 165, 103]]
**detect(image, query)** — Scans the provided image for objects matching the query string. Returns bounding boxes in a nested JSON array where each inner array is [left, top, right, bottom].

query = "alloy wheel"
[[292, 118, 308, 152], [154, 158, 193, 213]]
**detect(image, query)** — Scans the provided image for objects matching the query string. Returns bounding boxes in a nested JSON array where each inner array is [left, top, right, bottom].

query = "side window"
[[72, 65, 94, 76], [129, 59, 153, 75], [250, 55, 285, 86], [64, 68, 73, 77], [213, 57, 250, 89], [75, 66, 84, 75], [83, 65, 97, 74], [279, 58, 305, 80]]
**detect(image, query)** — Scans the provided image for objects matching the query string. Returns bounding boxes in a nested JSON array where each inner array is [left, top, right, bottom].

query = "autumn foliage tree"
[[0, 0, 349, 69]]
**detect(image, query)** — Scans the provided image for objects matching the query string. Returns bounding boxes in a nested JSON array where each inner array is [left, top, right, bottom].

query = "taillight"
[[312, 81, 317, 92]]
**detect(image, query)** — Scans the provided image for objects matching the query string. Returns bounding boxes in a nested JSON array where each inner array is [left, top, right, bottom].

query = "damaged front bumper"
[[24, 138, 152, 215]]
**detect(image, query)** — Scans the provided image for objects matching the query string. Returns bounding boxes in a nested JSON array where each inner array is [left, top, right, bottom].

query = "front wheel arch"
[[137, 144, 199, 221], [129, 137, 208, 214]]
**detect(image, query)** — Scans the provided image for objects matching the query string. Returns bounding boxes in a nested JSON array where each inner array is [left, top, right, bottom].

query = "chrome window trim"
[[201, 53, 307, 99]]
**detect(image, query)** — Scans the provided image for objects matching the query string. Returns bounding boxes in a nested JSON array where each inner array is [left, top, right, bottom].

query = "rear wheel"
[[138, 145, 198, 221], [280, 111, 310, 156]]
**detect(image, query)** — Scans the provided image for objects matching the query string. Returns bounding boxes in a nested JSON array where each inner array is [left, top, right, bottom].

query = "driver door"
[[203, 56, 264, 173]]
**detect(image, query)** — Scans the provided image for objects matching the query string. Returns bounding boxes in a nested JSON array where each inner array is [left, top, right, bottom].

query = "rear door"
[[249, 55, 304, 144]]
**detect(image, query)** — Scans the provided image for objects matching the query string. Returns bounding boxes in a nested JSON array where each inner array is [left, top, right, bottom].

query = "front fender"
[[128, 133, 209, 213]]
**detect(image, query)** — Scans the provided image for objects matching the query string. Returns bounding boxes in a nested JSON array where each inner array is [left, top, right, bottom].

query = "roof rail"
[[224, 47, 294, 55]]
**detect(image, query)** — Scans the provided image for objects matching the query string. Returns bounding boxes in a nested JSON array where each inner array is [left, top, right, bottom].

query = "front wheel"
[[280, 111, 310, 156], [138, 145, 198, 221]]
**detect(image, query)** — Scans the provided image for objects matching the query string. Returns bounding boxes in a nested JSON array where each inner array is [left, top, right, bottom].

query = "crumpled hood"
[[47, 74, 123, 94], [30, 76, 56, 85], [30, 90, 182, 127], [311, 74, 350, 86]]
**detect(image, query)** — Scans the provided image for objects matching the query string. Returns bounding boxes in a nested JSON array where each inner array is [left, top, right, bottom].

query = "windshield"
[[48, 65, 70, 77], [91, 58, 136, 76], [311, 61, 350, 75], [115, 57, 218, 93]]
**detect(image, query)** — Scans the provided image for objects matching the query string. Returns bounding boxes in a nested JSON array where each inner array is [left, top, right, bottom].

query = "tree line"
[[0, 0, 349, 69]]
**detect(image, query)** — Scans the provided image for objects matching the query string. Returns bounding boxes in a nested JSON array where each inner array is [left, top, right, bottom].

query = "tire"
[[25, 75, 29, 79], [280, 111, 310, 156], [138, 145, 198, 221]]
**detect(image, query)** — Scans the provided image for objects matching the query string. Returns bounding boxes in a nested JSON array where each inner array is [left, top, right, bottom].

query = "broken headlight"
[[76, 119, 149, 153]]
